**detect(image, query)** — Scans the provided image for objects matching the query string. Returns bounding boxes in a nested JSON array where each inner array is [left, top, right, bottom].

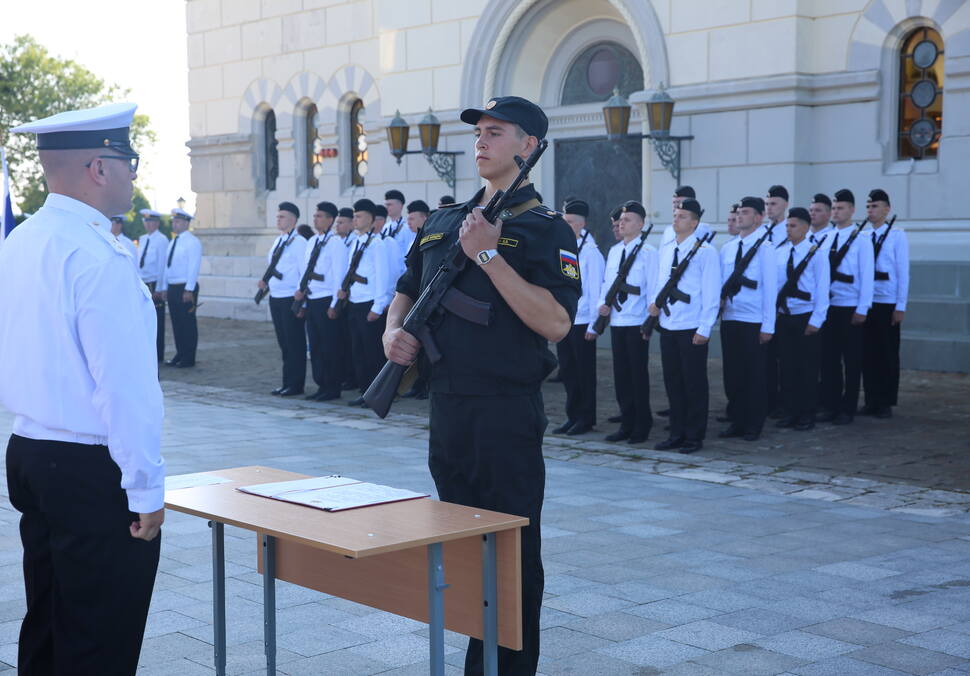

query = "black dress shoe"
[[775, 417, 795, 428], [305, 390, 322, 400], [743, 432, 760, 442], [278, 387, 304, 397], [164, 359, 181, 367], [608, 414, 622, 423], [833, 413, 854, 425], [316, 392, 341, 402], [793, 420, 815, 431], [605, 429, 631, 442], [875, 407, 893, 419], [655, 437, 685, 451], [627, 433, 650, 445], [858, 405, 878, 416], [566, 422, 592, 436], [271, 387, 285, 395], [348, 396, 366, 407], [679, 440, 703, 454], [718, 426, 744, 439], [552, 421, 575, 434], [657, 408, 670, 417], [815, 410, 837, 423], [175, 362, 195, 368]]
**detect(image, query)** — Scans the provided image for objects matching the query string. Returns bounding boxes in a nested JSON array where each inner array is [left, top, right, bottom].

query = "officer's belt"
[[874, 271, 890, 281], [782, 288, 811, 301], [832, 271, 854, 284]]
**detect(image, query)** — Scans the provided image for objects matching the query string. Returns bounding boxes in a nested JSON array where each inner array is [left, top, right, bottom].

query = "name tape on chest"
[[560, 249, 580, 280], [419, 232, 445, 246], [498, 236, 519, 248]]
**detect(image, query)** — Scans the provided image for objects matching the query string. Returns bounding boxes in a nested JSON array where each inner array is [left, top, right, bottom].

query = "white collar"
[[44, 193, 111, 230]]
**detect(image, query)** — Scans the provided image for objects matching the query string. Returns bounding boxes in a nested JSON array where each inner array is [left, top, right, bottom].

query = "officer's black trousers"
[[609, 325, 651, 436], [720, 320, 767, 435], [777, 312, 820, 424], [6, 435, 160, 676], [347, 301, 386, 392], [429, 392, 546, 676], [167, 283, 198, 365], [269, 296, 307, 390], [764, 327, 782, 413], [306, 296, 343, 396], [863, 302, 901, 410], [660, 328, 709, 442], [147, 281, 165, 362], [338, 309, 356, 388], [556, 323, 598, 427], [820, 305, 863, 415]]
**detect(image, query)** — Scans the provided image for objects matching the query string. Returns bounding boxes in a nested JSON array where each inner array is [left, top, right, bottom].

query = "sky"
[[2, 1, 195, 212]]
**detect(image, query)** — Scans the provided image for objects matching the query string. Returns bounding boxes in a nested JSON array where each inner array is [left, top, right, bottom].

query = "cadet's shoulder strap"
[[497, 198, 542, 221]]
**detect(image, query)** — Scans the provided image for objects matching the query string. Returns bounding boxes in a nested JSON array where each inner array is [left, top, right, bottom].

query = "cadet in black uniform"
[[385, 96, 580, 676]]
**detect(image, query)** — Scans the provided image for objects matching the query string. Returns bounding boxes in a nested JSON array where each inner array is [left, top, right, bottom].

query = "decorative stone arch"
[[315, 65, 382, 194], [238, 78, 284, 136], [460, 0, 668, 107], [278, 72, 330, 134]]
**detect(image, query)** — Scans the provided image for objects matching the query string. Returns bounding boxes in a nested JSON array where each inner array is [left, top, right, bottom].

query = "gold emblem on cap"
[[547, 210, 556, 216], [485, 100, 497, 110], [103, 139, 110, 146]]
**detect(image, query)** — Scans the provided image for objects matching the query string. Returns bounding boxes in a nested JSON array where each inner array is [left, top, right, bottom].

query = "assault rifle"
[[590, 225, 653, 335], [640, 232, 716, 340], [829, 218, 869, 284], [777, 234, 827, 314], [291, 234, 328, 316], [872, 215, 897, 281], [720, 222, 778, 304], [254, 233, 291, 305], [333, 233, 374, 317], [363, 139, 549, 418]]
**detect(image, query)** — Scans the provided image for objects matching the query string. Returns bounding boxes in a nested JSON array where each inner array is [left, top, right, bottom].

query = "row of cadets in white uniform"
[[159, 208, 202, 367], [135, 208, 171, 361], [379, 189, 416, 286], [266, 202, 308, 395]]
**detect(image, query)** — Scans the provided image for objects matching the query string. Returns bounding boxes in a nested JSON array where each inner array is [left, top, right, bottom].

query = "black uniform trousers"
[[556, 323, 598, 428], [819, 305, 864, 415], [305, 296, 343, 396], [6, 435, 160, 676], [777, 312, 820, 424], [167, 283, 198, 365], [660, 328, 709, 443], [720, 320, 767, 435], [338, 310, 356, 389], [764, 331, 782, 414], [609, 325, 651, 436], [863, 302, 901, 410], [429, 392, 546, 676], [146, 281, 165, 362], [347, 300, 386, 392], [268, 295, 306, 391]]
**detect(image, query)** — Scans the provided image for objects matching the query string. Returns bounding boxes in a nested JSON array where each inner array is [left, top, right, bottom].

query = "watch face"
[[477, 251, 490, 264]]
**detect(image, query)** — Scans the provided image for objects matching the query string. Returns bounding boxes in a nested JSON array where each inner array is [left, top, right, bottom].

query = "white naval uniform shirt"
[[661, 221, 712, 247], [267, 230, 307, 299], [761, 219, 785, 244], [0, 193, 165, 512], [775, 237, 830, 329], [136, 230, 168, 284], [574, 229, 606, 326], [380, 230, 404, 297], [828, 224, 874, 314], [117, 232, 137, 259], [597, 236, 657, 328], [868, 222, 909, 311], [808, 224, 834, 245], [383, 216, 415, 258], [655, 234, 721, 337], [159, 230, 203, 292], [347, 232, 391, 314], [304, 232, 349, 308], [719, 226, 777, 334]]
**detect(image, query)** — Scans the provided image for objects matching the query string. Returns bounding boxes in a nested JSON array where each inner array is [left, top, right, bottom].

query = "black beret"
[[767, 185, 789, 201], [315, 201, 338, 218], [407, 199, 430, 214], [674, 185, 696, 199], [740, 196, 765, 213], [564, 199, 589, 217], [868, 189, 890, 205], [373, 204, 388, 218], [278, 201, 300, 219], [621, 200, 646, 218], [338, 207, 354, 218], [384, 189, 405, 203], [788, 207, 811, 223], [460, 95, 548, 140], [610, 205, 623, 221], [833, 189, 855, 204], [678, 198, 704, 219], [438, 195, 454, 206], [812, 193, 832, 207], [730, 203, 740, 213], [353, 198, 377, 215], [297, 224, 314, 239]]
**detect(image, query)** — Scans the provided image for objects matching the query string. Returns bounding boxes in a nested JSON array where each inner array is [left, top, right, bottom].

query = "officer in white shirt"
[[764, 185, 789, 243], [137, 209, 169, 361], [1, 102, 163, 674], [383, 188, 415, 263], [661, 186, 712, 246], [339, 198, 390, 406], [775, 207, 830, 431], [726, 203, 740, 239], [818, 188, 874, 424], [110, 214, 137, 258], [808, 193, 835, 244], [334, 207, 358, 391], [648, 198, 720, 454], [551, 199, 606, 437], [374, 203, 405, 294], [297, 201, 348, 401], [259, 201, 308, 396], [159, 207, 203, 367], [718, 196, 777, 441], [862, 189, 908, 418]]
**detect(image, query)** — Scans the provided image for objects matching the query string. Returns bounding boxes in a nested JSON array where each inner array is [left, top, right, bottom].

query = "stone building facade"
[[184, 0, 970, 370]]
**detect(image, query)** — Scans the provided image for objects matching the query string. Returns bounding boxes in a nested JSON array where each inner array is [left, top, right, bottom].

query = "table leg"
[[482, 532, 498, 676], [427, 542, 448, 676], [210, 521, 226, 676], [262, 534, 277, 675]]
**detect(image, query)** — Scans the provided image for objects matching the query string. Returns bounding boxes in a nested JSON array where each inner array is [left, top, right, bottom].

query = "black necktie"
[[787, 246, 795, 277], [671, 246, 680, 273], [167, 235, 179, 267], [139, 237, 149, 268], [735, 241, 743, 266], [617, 249, 628, 304]]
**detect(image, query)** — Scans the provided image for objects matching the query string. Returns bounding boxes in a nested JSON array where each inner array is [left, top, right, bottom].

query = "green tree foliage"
[[0, 35, 156, 213], [122, 186, 172, 241]]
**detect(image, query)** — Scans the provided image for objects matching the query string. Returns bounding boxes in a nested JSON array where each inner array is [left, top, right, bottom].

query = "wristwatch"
[[476, 249, 499, 265]]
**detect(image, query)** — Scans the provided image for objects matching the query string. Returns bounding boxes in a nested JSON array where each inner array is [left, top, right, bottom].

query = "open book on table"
[[237, 475, 429, 512]]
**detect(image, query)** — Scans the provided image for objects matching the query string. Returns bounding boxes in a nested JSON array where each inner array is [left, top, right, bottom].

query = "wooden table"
[[164, 466, 527, 676]]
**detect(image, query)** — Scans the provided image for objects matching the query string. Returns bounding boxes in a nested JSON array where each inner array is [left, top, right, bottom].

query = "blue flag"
[[1, 148, 15, 241]]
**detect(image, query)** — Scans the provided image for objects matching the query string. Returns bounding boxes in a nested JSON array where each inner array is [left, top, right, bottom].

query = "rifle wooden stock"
[[363, 359, 408, 419]]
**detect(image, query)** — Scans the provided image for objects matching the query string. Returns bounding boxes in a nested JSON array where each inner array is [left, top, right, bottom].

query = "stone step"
[[904, 296, 970, 335], [900, 330, 970, 373], [196, 296, 271, 322], [910, 261, 970, 298]]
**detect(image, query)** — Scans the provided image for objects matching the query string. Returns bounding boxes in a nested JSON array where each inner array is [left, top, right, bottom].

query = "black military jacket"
[[396, 184, 581, 395]]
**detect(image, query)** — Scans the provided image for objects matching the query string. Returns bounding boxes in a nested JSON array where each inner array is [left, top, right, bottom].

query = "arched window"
[[349, 99, 367, 187], [304, 103, 319, 190], [898, 26, 944, 160], [264, 109, 279, 191], [561, 42, 643, 106]]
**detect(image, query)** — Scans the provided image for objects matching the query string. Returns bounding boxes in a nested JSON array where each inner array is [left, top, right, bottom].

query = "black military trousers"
[[338, 309, 356, 389], [764, 328, 782, 413], [269, 296, 307, 390], [305, 296, 343, 396], [777, 312, 820, 424], [660, 328, 709, 442], [609, 325, 651, 436], [347, 301, 386, 392], [556, 323, 598, 428], [428, 392, 546, 676], [146, 281, 165, 362], [6, 435, 160, 676], [167, 283, 198, 365], [720, 320, 767, 435], [863, 302, 901, 410], [820, 305, 864, 415]]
